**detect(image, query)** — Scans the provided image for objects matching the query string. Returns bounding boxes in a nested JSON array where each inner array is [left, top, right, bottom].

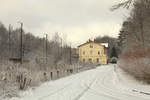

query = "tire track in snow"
[[37, 71, 89, 100], [38, 83, 72, 100], [73, 74, 99, 100], [88, 89, 121, 100], [95, 66, 149, 100], [83, 70, 121, 100], [37, 74, 79, 100], [76, 67, 122, 100]]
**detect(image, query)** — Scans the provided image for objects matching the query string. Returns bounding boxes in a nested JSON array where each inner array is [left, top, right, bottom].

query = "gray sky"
[[0, 0, 129, 47]]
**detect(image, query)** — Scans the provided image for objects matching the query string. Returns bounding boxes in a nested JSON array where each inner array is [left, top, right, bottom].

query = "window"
[[90, 44, 93, 48], [83, 51, 85, 55], [98, 51, 100, 55], [83, 58, 85, 62], [97, 58, 99, 63], [88, 58, 92, 62]]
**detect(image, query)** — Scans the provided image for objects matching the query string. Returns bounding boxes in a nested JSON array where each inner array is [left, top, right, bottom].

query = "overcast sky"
[[0, 0, 129, 47]]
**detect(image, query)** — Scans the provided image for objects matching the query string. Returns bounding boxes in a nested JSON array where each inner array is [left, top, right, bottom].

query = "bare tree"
[[116, 0, 150, 83]]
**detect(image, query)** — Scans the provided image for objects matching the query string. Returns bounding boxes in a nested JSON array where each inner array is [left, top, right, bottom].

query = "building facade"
[[78, 40, 107, 64]]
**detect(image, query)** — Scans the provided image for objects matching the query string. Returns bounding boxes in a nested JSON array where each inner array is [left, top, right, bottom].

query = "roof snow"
[[100, 43, 108, 48]]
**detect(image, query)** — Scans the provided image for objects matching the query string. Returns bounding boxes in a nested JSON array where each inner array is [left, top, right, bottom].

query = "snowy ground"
[[9, 64, 150, 100]]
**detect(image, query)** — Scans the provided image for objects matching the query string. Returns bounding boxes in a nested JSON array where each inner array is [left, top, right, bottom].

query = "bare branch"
[[111, 0, 134, 11]]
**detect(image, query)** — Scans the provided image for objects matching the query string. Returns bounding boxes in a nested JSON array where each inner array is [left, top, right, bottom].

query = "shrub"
[[118, 46, 150, 83]]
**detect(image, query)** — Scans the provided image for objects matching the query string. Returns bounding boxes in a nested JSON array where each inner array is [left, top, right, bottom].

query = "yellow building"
[[78, 40, 108, 64]]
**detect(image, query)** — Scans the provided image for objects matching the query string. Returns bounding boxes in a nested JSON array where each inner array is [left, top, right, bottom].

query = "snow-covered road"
[[11, 65, 150, 100]]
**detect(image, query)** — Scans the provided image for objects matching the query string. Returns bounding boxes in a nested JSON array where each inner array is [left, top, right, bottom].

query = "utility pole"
[[70, 43, 72, 65], [43, 33, 48, 64], [45, 34, 48, 64], [8, 24, 11, 58], [60, 37, 63, 57], [42, 37, 45, 64], [18, 22, 23, 64]]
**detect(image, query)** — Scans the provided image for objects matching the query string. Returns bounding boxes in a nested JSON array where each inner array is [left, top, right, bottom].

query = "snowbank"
[[114, 65, 150, 97]]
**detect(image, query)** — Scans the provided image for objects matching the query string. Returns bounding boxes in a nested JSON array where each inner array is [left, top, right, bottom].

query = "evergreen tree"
[[110, 47, 118, 58]]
